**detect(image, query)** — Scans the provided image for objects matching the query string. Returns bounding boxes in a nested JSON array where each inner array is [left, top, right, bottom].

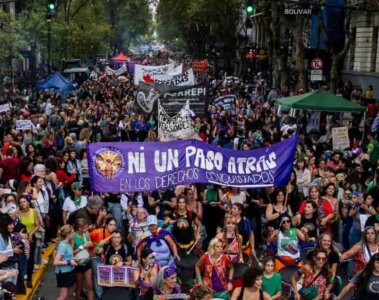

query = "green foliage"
[[0, 11, 26, 62], [156, 0, 243, 58]]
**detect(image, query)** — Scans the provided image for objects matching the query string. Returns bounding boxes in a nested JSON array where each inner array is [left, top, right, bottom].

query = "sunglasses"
[[282, 220, 291, 224], [315, 257, 327, 261]]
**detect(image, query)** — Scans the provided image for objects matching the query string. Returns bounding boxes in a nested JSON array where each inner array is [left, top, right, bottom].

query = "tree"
[[156, 0, 243, 71], [105, 0, 152, 54]]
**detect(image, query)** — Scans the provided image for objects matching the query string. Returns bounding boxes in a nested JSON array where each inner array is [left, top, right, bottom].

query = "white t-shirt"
[[63, 196, 88, 215]]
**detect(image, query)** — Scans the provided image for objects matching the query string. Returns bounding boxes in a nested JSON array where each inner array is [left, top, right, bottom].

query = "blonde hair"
[[207, 237, 222, 256], [57, 225, 73, 243]]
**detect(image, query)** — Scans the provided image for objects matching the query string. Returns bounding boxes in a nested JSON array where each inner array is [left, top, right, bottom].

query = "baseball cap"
[[71, 182, 83, 190], [146, 215, 158, 226]]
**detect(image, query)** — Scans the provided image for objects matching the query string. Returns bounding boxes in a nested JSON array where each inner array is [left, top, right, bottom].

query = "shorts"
[[56, 269, 76, 288], [75, 261, 92, 273]]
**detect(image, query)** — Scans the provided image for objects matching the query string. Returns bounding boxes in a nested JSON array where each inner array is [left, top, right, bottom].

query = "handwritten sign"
[[332, 126, 350, 150], [16, 120, 34, 130], [0, 103, 11, 113], [97, 265, 136, 288]]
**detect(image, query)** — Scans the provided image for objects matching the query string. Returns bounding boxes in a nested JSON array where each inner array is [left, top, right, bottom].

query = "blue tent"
[[36, 72, 75, 91]]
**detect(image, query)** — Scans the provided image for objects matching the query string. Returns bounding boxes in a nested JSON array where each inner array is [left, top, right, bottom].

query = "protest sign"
[[0, 103, 11, 113], [97, 265, 136, 288], [134, 82, 207, 116], [193, 60, 208, 73], [158, 100, 194, 141], [87, 134, 298, 193], [332, 126, 350, 150], [134, 63, 175, 85], [214, 95, 236, 111], [105, 64, 127, 76], [306, 112, 321, 133], [16, 120, 34, 130], [149, 69, 195, 86]]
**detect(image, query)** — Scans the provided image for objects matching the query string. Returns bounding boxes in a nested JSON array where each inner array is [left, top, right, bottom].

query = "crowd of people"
[[0, 63, 379, 300]]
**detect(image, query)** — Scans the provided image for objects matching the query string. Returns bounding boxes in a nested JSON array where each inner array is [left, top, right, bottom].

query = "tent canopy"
[[112, 52, 130, 61], [36, 72, 75, 91], [274, 90, 366, 113]]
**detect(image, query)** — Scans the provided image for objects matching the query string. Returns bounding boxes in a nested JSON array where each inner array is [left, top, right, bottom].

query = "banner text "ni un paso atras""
[[87, 135, 298, 193]]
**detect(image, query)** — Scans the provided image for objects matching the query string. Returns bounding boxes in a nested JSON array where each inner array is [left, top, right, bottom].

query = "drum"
[[101, 287, 130, 300], [176, 250, 199, 293], [233, 263, 249, 279], [279, 265, 299, 284]]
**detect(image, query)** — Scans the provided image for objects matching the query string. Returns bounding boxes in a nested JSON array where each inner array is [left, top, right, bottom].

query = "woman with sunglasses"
[[336, 253, 379, 300], [291, 248, 333, 300], [340, 226, 379, 275], [268, 216, 309, 272], [62, 182, 87, 225]]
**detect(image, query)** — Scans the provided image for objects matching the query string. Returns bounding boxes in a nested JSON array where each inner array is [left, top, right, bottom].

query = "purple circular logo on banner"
[[93, 147, 125, 179]]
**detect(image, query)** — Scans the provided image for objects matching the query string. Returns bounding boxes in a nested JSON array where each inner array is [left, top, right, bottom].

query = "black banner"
[[134, 82, 207, 116]]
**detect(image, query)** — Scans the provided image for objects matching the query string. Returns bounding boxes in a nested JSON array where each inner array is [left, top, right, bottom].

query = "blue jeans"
[[92, 256, 103, 300], [0, 262, 18, 285], [107, 202, 123, 231]]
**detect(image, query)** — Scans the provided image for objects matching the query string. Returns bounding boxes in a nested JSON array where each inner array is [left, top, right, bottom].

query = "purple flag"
[[87, 135, 298, 193]]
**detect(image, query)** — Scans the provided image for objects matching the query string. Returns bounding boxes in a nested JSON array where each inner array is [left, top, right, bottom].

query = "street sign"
[[311, 58, 323, 70], [311, 75, 323, 81], [310, 70, 322, 75]]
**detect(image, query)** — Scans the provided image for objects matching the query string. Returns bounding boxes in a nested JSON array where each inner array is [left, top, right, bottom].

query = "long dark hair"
[[0, 214, 13, 241], [356, 253, 379, 296], [311, 248, 330, 278]]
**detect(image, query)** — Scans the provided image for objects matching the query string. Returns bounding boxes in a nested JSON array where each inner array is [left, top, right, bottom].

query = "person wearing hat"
[[137, 215, 179, 267], [152, 266, 181, 296], [62, 182, 88, 225]]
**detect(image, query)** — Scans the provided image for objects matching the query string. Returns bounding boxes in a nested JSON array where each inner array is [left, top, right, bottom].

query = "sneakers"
[[41, 259, 48, 265], [34, 264, 40, 270]]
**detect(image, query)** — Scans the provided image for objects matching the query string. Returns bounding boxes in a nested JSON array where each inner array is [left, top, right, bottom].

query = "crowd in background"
[[0, 65, 378, 300]]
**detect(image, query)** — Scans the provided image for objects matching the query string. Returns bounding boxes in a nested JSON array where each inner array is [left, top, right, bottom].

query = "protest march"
[[0, 53, 378, 300]]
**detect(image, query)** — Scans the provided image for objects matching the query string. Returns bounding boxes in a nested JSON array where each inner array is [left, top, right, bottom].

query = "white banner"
[[332, 126, 350, 150], [0, 103, 11, 113], [168, 64, 183, 76], [16, 120, 34, 130], [134, 63, 175, 85], [151, 68, 195, 86], [158, 100, 194, 141], [105, 64, 127, 76]]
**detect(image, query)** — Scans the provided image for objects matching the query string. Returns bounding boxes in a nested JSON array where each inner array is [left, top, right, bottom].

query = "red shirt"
[[0, 157, 19, 184], [299, 199, 333, 216], [56, 168, 76, 185]]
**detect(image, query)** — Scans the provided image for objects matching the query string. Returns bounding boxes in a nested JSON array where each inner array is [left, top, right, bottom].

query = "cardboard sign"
[[97, 265, 136, 288], [0, 103, 11, 113], [16, 120, 34, 130], [332, 126, 350, 150]]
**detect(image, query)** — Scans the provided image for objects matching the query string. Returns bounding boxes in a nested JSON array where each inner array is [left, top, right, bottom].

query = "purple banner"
[[87, 135, 298, 193]]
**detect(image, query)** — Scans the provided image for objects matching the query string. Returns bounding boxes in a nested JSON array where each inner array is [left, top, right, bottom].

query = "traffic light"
[[246, 0, 255, 15], [46, 1, 56, 21], [47, 1, 56, 12]]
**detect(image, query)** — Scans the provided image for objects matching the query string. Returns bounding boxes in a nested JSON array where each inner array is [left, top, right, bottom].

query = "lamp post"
[[46, 1, 56, 74]]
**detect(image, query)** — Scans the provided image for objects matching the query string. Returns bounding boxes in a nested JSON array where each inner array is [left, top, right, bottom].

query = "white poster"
[[306, 112, 321, 133], [0, 103, 11, 113], [332, 126, 350, 150], [168, 64, 183, 76], [152, 69, 195, 86], [105, 64, 127, 76], [158, 100, 194, 141], [16, 120, 34, 130], [134, 63, 175, 85]]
